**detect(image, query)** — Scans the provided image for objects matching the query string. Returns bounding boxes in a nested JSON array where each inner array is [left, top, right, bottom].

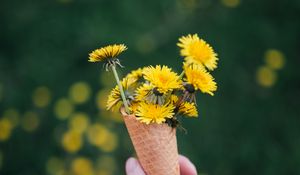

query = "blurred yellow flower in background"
[[69, 82, 91, 104], [21, 111, 40, 132], [0, 118, 13, 141], [61, 130, 82, 153], [179, 102, 198, 117], [32, 86, 51, 108], [86, 123, 109, 147], [96, 156, 116, 175], [54, 98, 74, 120], [256, 66, 277, 88], [264, 49, 285, 70], [71, 157, 94, 175], [135, 102, 175, 124], [184, 64, 217, 95], [69, 112, 90, 134], [221, 0, 240, 8], [142, 65, 181, 94], [99, 131, 118, 153], [88, 44, 127, 62], [178, 34, 218, 70], [46, 157, 65, 175], [3, 108, 20, 128]]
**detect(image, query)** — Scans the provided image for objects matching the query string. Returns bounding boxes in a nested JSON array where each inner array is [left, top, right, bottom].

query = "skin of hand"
[[125, 155, 197, 175]]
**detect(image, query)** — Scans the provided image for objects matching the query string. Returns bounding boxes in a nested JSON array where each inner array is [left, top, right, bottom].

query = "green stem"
[[179, 70, 185, 80], [111, 65, 130, 114]]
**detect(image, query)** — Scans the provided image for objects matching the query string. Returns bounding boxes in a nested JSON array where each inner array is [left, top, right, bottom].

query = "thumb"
[[125, 157, 145, 175]]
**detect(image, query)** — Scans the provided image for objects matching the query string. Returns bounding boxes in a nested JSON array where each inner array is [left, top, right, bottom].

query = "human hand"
[[125, 155, 197, 175]]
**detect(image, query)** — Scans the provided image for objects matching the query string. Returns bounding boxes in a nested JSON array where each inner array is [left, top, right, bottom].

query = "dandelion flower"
[[142, 65, 182, 94], [179, 102, 198, 117], [135, 102, 175, 124], [126, 68, 144, 81], [135, 83, 153, 101], [184, 64, 217, 96], [88, 44, 127, 62], [106, 68, 143, 110], [178, 34, 218, 70]]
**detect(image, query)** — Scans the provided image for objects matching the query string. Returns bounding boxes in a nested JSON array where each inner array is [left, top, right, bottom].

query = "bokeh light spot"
[[99, 110, 123, 123], [69, 112, 90, 134], [96, 90, 110, 110], [54, 98, 74, 120], [3, 108, 20, 128], [62, 129, 82, 153], [71, 157, 94, 175], [86, 123, 109, 147], [135, 34, 157, 54], [264, 49, 285, 70], [221, 0, 240, 8], [69, 82, 91, 104], [96, 156, 116, 174], [256, 66, 277, 88], [100, 131, 118, 153], [32, 86, 51, 108], [0, 118, 13, 141], [46, 156, 64, 175], [21, 111, 40, 132]]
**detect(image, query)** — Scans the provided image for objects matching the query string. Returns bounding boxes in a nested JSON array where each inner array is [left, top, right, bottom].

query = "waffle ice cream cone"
[[121, 109, 180, 175]]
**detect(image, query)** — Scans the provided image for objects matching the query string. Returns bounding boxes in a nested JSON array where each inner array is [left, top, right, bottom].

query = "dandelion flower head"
[[178, 34, 218, 70], [142, 65, 182, 94], [135, 102, 175, 124]]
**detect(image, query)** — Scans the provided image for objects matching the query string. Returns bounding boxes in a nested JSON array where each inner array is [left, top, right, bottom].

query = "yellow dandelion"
[[129, 102, 139, 113], [126, 68, 144, 81], [135, 83, 153, 101], [142, 65, 181, 94], [178, 34, 218, 70], [179, 102, 198, 117], [169, 95, 179, 104], [88, 44, 127, 62], [106, 70, 142, 110], [135, 102, 175, 124], [184, 64, 217, 95]]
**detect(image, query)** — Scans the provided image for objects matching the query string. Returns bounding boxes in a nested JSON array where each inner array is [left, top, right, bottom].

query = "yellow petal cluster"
[[106, 68, 143, 110], [179, 102, 198, 117], [135, 102, 175, 124], [178, 34, 218, 70], [88, 44, 127, 62], [184, 64, 217, 95], [135, 83, 153, 101], [142, 65, 181, 94]]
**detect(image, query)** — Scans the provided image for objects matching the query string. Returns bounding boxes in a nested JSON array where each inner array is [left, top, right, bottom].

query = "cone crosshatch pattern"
[[122, 110, 180, 175]]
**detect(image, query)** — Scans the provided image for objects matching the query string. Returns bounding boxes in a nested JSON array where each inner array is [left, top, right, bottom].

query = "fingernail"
[[186, 159, 197, 175], [126, 158, 138, 173]]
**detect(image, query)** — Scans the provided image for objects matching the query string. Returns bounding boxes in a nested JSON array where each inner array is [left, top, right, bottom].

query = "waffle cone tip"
[[121, 108, 180, 175]]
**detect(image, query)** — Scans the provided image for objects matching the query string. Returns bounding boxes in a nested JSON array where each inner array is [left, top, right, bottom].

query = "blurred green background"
[[1, 0, 300, 174]]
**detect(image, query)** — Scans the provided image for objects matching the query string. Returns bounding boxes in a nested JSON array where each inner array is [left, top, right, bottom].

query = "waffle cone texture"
[[121, 109, 180, 175]]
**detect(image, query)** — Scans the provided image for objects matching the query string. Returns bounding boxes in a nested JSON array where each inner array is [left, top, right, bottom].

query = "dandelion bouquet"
[[89, 34, 218, 175]]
